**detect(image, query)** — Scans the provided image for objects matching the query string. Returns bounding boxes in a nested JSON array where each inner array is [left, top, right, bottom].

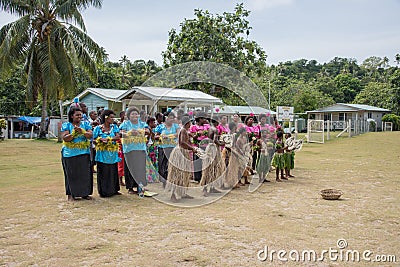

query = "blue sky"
[[1, 0, 399, 66]]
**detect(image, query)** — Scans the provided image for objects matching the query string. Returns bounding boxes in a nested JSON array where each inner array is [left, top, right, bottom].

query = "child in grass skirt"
[[284, 132, 295, 178], [271, 130, 286, 182], [166, 116, 198, 202], [256, 130, 273, 183]]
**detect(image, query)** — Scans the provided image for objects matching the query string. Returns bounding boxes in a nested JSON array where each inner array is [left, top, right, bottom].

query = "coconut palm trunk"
[[39, 87, 48, 139]]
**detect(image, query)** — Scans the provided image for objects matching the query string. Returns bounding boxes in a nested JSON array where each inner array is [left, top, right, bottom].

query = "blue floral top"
[[93, 124, 121, 164], [119, 120, 148, 153], [61, 121, 92, 158], [154, 123, 180, 148]]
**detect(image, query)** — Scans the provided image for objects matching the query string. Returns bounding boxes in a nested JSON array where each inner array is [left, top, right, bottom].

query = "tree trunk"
[[57, 100, 64, 142], [39, 87, 48, 139]]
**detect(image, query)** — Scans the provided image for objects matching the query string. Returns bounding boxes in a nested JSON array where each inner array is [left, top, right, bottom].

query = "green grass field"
[[0, 132, 399, 266]]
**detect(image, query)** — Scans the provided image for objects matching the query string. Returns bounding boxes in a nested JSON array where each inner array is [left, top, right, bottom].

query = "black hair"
[[101, 109, 115, 123], [146, 117, 156, 125], [258, 113, 267, 120], [219, 114, 228, 120], [244, 116, 254, 125], [126, 107, 140, 119], [167, 112, 176, 118], [155, 112, 164, 122], [277, 131, 284, 138], [285, 132, 292, 137], [68, 107, 82, 123]]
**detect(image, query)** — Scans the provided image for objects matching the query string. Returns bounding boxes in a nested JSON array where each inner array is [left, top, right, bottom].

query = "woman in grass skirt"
[[225, 127, 250, 188], [93, 110, 121, 197], [166, 116, 197, 202], [200, 117, 225, 196], [61, 107, 93, 201]]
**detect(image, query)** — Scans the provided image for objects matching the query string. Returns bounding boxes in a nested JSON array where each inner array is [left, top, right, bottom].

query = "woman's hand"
[[74, 126, 82, 134]]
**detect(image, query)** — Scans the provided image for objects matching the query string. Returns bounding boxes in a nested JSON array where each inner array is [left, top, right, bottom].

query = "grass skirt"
[[256, 153, 270, 174], [283, 152, 295, 169], [224, 149, 247, 187], [272, 152, 285, 169], [166, 147, 193, 198], [200, 143, 225, 187]]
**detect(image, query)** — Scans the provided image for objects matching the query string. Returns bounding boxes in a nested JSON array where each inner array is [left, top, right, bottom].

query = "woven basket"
[[320, 189, 343, 200]]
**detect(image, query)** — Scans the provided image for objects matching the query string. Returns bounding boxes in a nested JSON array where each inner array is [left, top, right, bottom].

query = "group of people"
[[61, 103, 298, 202]]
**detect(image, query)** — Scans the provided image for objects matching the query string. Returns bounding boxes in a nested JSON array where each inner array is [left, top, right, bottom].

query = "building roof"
[[81, 88, 128, 101], [63, 88, 128, 106], [120, 86, 223, 104], [212, 105, 276, 115], [307, 103, 391, 113]]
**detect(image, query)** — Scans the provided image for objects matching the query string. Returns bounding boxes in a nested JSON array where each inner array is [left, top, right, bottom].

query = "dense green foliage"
[[382, 114, 400, 131], [0, 0, 106, 137], [0, 3, 399, 122]]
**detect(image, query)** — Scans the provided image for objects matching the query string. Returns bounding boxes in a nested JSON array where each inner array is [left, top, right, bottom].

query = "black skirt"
[[62, 154, 93, 197], [158, 147, 173, 181], [124, 150, 147, 188], [96, 162, 120, 197]]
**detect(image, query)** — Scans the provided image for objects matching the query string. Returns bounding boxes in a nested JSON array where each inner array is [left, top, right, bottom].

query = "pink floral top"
[[216, 124, 229, 135], [190, 124, 211, 147], [245, 125, 260, 137]]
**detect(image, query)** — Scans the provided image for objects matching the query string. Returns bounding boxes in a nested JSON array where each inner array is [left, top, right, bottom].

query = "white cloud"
[[248, 0, 295, 11]]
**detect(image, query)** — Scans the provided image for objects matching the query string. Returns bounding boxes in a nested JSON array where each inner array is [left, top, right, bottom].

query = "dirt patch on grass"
[[0, 133, 399, 266]]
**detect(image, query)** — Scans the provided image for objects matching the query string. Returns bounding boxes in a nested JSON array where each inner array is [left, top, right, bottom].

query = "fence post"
[[327, 120, 330, 140], [348, 119, 352, 137], [294, 119, 298, 139]]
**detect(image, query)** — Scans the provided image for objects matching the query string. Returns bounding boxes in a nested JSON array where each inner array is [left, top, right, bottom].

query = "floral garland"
[[248, 132, 260, 151], [71, 128, 86, 138], [63, 140, 90, 150], [193, 130, 208, 145], [121, 129, 147, 145], [95, 137, 119, 152], [159, 134, 177, 146]]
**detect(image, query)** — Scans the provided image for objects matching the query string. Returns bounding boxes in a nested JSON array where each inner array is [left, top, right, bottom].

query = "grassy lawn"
[[0, 132, 399, 266]]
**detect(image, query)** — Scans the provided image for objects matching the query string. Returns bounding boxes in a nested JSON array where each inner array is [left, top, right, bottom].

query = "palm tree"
[[0, 0, 105, 138]]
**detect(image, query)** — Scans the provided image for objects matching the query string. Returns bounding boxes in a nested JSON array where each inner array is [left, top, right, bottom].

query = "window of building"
[[339, 113, 345, 121]]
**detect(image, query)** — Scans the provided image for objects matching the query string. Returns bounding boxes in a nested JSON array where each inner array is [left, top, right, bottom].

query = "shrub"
[[382, 114, 400, 131]]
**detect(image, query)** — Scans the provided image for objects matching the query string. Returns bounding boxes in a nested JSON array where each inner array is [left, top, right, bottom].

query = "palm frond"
[[0, 15, 31, 73], [25, 43, 40, 103], [55, 0, 102, 31], [63, 24, 105, 80], [51, 37, 76, 98], [67, 24, 104, 60], [0, 0, 35, 16], [36, 38, 59, 94]]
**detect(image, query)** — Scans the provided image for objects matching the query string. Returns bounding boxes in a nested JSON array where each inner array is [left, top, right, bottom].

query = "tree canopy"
[[0, 0, 105, 137]]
